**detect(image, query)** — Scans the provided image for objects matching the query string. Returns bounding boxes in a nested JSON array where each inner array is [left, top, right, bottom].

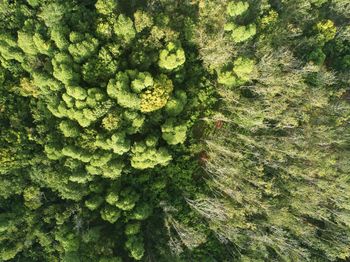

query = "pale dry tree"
[[165, 216, 207, 250], [167, 233, 184, 256], [192, 0, 235, 69], [160, 201, 207, 254], [195, 27, 235, 69], [185, 197, 231, 222], [256, 48, 305, 88], [331, 0, 350, 18], [337, 25, 350, 41]]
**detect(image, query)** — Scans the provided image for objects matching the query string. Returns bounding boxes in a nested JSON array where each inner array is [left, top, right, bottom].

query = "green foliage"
[[18, 30, 38, 55], [33, 32, 54, 56], [68, 34, 99, 63], [134, 10, 153, 33], [19, 78, 40, 97], [114, 15, 136, 43], [123, 110, 145, 134], [130, 203, 152, 220], [99, 257, 122, 262], [233, 57, 255, 81], [0, 67, 5, 84], [114, 189, 139, 211], [316, 20, 337, 43], [0, 243, 23, 261], [101, 111, 122, 131], [52, 53, 79, 85], [125, 223, 141, 235], [140, 74, 173, 112], [308, 47, 326, 65], [165, 90, 187, 116], [50, 26, 69, 50], [105, 191, 119, 206], [226, 1, 249, 17], [100, 205, 121, 223], [59, 120, 80, 138], [62, 145, 91, 162], [260, 10, 279, 29], [82, 47, 118, 85], [158, 42, 186, 71], [161, 118, 188, 145], [0, 1, 349, 261], [23, 186, 42, 210], [95, 0, 118, 15], [131, 138, 172, 169], [95, 132, 130, 155], [218, 56, 255, 86], [55, 229, 79, 252], [107, 72, 141, 110], [227, 23, 257, 43], [85, 195, 104, 211], [44, 144, 63, 160], [125, 235, 145, 260], [38, 2, 65, 27], [131, 72, 153, 93]]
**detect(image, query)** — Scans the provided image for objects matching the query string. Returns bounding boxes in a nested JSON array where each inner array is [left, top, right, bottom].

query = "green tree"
[[38, 2, 65, 27], [161, 118, 188, 145], [100, 205, 121, 223], [158, 42, 186, 71], [226, 1, 249, 17], [131, 137, 172, 169], [227, 23, 256, 43], [101, 110, 122, 131], [107, 72, 141, 110], [33, 32, 54, 56], [95, 0, 118, 15], [131, 72, 153, 93], [23, 186, 42, 210], [140, 74, 173, 112], [134, 10, 153, 33], [17, 30, 38, 55], [59, 120, 80, 138], [316, 20, 337, 44], [114, 189, 139, 211], [232, 56, 255, 81], [50, 25, 70, 50], [217, 56, 255, 86], [114, 15, 136, 43], [68, 33, 99, 63], [130, 203, 152, 220], [308, 47, 326, 65], [105, 191, 119, 206], [85, 195, 104, 211], [165, 90, 187, 116], [125, 235, 145, 260], [125, 222, 141, 235], [66, 86, 87, 100], [52, 53, 79, 85], [95, 132, 130, 155]]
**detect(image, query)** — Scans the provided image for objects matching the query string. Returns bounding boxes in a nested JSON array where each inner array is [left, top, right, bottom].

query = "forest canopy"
[[0, 0, 349, 261]]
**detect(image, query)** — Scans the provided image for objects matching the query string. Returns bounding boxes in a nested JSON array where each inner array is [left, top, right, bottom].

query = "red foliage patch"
[[215, 120, 223, 129], [199, 150, 209, 165]]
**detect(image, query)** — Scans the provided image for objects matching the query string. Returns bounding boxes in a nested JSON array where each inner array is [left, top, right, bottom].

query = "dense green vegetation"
[[0, 0, 349, 261]]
